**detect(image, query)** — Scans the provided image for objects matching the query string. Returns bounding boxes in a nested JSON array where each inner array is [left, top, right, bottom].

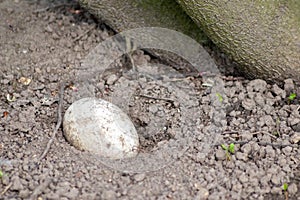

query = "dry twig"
[[222, 130, 278, 139], [250, 131, 278, 139], [73, 25, 96, 42], [0, 182, 12, 196], [214, 140, 298, 148], [38, 83, 65, 161], [138, 94, 174, 103]]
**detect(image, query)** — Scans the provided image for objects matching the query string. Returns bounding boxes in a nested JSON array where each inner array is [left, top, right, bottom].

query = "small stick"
[[38, 83, 64, 161], [214, 140, 298, 148], [138, 94, 174, 103], [73, 25, 96, 42], [282, 107, 292, 113], [250, 131, 278, 139], [1, 182, 12, 195], [275, 118, 281, 137], [222, 130, 239, 135], [221, 76, 245, 81], [222, 130, 277, 139], [284, 190, 289, 200], [256, 142, 298, 148]]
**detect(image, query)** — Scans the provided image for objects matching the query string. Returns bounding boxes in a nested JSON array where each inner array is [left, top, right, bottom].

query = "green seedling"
[[216, 93, 223, 102], [287, 93, 297, 106], [282, 183, 288, 200], [221, 143, 235, 161], [282, 183, 288, 191], [288, 93, 296, 101], [0, 170, 3, 179], [229, 143, 235, 153]]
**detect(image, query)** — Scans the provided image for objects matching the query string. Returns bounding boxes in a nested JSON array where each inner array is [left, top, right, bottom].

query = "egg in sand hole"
[[63, 97, 139, 159]]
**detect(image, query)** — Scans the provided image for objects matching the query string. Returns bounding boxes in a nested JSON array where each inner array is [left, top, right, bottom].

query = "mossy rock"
[[79, 0, 215, 73], [79, 0, 300, 83], [177, 0, 300, 83], [79, 0, 208, 44]]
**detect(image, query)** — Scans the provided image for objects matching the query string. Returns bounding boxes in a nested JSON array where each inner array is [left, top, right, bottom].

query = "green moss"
[[80, 0, 209, 45], [135, 0, 209, 44], [288, 0, 300, 24], [177, 0, 300, 82]]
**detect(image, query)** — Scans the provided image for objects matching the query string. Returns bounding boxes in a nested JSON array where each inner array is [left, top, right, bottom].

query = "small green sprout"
[[216, 93, 223, 102], [288, 93, 296, 101], [283, 183, 289, 200], [221, 143, 235, 160], [228, 143, 235, 154], [282, 183, 288, 191], [0, 170, 3, 179]]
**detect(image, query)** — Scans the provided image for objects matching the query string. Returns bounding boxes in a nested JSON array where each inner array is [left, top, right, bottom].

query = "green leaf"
[[229, 143, 235, 154], [283, 183, 288, 191], [0, 170, 3, 179], [288, 93, 296, 101], [216, 93, 223, 102], [221, 144, 227, 150]]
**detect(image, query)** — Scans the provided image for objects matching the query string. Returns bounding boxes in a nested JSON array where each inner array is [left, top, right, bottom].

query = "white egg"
[[63, 97, 139, 159]]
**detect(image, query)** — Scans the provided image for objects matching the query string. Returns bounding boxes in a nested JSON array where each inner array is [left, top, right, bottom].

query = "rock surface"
[[177, 0, 300, 83]]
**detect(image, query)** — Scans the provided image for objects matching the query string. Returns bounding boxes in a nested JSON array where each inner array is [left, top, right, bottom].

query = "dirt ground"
[[0, 0, 299, 199]]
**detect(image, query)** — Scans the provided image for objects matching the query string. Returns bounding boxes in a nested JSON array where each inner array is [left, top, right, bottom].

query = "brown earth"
[[0, 0, 299, 199]]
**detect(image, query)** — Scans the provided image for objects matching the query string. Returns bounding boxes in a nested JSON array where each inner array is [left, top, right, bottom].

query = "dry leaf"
[[18, 77, 31, 85]]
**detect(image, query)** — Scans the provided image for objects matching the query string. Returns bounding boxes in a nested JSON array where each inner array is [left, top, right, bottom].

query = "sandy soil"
[[0, 0, 299, 199]]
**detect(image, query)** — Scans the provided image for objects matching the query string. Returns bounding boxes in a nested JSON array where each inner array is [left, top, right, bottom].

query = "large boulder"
[[79, 0, 212, 72], [177, 0, 300, 83], [78, 0, 208, 43], [79, 0, 300, 83]]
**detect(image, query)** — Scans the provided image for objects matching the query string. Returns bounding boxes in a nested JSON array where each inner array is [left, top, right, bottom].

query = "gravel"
[[0, 0, 299, 200]]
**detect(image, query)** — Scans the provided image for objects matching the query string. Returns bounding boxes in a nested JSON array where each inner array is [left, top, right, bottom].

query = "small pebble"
[[284, 79, 294, 92], [106, 74, 118, 85], [247, 79, 267, 92], [271, 187, 282, 194], [271, 175, 281, 185], [238, 173, 248, 183], [282, 146, 293, 155], [63, 188, 79, 199], [242, 98, 256, 110], [290, 132, 300, 144], [288, 183, 298, 195], [195, 187, 209, 199], [215, 149, 226, 161], [265, 146, 276, 158], [11, 176, 23, 191], [133, 173, 146, 182], [101, 190, 116, 200], [236, 152, 247, 161]]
